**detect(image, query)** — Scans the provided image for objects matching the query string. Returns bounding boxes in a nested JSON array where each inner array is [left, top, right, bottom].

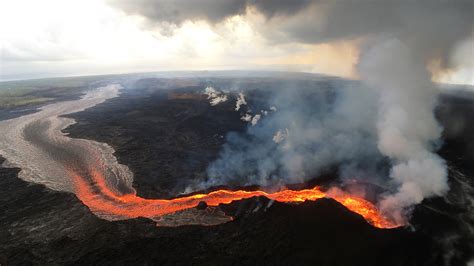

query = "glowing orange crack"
[[71, 169, 398, 229]]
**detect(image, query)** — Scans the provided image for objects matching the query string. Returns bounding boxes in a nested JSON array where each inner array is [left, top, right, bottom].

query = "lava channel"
[[70, 167, 398, 229]]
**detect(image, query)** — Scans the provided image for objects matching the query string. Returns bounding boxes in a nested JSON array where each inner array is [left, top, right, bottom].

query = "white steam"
[[241, 113, 252, 122], [272, 128, 289, 143], [204, 82, 383, 188], [235, 92, 247, 111], [358, 38, 448, 223], [250, 114, 261, 126], [204, 86, 228, 106], [234, 92, 274, 126]]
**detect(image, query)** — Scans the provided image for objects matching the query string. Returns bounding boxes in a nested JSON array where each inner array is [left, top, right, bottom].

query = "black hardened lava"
[[0, 157, 441, 265], [64, 83, 249, 199]]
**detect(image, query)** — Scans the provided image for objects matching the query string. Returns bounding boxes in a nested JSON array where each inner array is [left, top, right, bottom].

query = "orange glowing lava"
[[70, 168, 398, 229]]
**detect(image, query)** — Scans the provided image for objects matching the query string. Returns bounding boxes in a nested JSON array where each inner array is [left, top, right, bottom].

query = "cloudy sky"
[[0, 0, 472, 83]]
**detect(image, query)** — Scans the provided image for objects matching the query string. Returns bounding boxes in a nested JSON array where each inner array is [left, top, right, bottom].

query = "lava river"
[[70, 166, 398, 229]]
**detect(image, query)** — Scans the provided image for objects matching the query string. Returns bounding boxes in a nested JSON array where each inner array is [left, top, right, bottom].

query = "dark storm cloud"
[[279, 0, 473, 67], [109, 0, 311, 24], [250, 0, 311, 17], [110, 0, 473, 65], [110, 0, 247, 23]]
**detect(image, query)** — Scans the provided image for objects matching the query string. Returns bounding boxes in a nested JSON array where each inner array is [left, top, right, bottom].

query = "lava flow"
[[70, 167, 398, 229]]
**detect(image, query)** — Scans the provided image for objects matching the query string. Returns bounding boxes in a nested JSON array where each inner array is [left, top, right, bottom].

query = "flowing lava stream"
[[72, 168, 398, 228], [69, 167, 398, 229]]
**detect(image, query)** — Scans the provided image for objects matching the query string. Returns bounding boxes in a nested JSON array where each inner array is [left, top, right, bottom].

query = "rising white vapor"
[[204, 86, 228, 106], [235, 92, 247, 111], [273, 128, 289, 144], [358, 38, 448, 223], [251, 114, 261, 126], [241, 113, 252, 122]]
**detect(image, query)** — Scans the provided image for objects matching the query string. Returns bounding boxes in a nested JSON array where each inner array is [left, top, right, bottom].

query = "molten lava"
[[70, 168, 397, 229]]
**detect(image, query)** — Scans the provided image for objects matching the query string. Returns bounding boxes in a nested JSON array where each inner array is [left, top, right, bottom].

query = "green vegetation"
[[0, 76, 101, 95], [0, 96, 54, 108], [0, 75, 114, 108]]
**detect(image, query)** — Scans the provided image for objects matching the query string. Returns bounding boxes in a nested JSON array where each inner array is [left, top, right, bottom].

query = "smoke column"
[[358, 39, 448, 223], [349, 1, 473, 223]]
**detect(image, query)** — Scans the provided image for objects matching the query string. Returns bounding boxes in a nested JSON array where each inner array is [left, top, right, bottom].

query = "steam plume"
[[205, 86, 228, 106], [358, 38, 448, 222], [235, 92, 247, 111], [205, 82, 383, 188]]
